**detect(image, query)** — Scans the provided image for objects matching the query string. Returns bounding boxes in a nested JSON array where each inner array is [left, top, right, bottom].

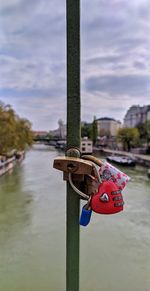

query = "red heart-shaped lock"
[[90, 180, 124, 215]]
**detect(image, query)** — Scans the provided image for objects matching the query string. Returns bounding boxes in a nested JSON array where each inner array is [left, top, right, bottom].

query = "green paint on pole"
[[66, 0, 80, 291]]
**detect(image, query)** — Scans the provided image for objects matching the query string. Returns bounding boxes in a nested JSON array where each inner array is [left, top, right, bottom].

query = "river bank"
[[0, 151, 25, 177]]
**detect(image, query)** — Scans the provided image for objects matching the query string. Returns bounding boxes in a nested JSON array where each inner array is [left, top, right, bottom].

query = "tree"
[[0, 105, 16, 153], [91, 116, 98, 145], [81, 117, 98, 144], [92, 116, 98, 144], [145, 120, 150, 146], [137, 123, 146, 139], [81, 122, 92, 138], [117, 127, 140, 151], [15, 118, 33, 150], [137, 120, 150, 147], [46, 133, 52, 141], [0, 101, 33, 154]]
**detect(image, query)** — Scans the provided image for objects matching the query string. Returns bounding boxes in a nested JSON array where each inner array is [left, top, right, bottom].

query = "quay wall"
[[0, 152, 25, 177]]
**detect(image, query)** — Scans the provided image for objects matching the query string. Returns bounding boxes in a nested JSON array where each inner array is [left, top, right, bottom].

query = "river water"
[[0, 145, 150, 291]]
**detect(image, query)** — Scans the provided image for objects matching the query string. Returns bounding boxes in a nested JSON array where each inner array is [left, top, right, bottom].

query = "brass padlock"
[[53, 156, 96, 182]]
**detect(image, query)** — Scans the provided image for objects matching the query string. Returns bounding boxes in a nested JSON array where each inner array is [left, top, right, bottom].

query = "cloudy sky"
[[0, 0, 150, 130]]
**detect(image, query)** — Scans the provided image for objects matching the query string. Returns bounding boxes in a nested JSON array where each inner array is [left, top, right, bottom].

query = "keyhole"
[[67, 163, 78, 173]]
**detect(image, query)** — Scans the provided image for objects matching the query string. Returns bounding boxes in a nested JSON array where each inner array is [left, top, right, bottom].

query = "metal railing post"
[[66, 0, 80, 290]]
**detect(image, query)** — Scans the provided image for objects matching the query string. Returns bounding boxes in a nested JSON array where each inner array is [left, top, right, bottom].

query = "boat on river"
[[106, 155, 136, 167]]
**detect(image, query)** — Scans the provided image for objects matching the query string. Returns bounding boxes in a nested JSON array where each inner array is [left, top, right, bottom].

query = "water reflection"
[[0, 164, 32, 246]]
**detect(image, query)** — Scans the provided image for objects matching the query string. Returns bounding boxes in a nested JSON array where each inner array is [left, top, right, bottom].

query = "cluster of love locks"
[[79, 161, 130, 226]]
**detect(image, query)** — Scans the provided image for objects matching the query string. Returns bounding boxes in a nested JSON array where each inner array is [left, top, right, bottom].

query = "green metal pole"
[[66, 0, 80, 291]]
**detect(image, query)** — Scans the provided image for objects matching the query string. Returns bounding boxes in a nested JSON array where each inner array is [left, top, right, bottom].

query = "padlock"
[[99, 162, 130, 190], [53, 156, 96, 182], [79, 198, 92, 226], [53, 156, 94, 175], [82, 155, 130, 190], [90, 180, 124, 215], [53, 156, 99, 199], [79, 206, 92, 226]]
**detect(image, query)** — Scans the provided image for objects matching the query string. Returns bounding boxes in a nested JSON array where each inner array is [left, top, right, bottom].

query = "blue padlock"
[[79, 205, 92, 226]]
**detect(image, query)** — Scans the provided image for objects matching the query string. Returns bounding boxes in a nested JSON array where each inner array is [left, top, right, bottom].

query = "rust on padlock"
[[53, 156, 93, 175], [63, 172, 84, 181], [84, 175, 99, 196], [67, 162, 79, 173]]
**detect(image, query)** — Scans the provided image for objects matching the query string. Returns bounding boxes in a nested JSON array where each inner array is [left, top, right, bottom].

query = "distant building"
[[50, 120, 66, 139], [81, 138, 93, 154], [96, 117, 121, 137], [33, 131, 48, 138], [58, 119, 66, 139], [124, 105, 150, 128]]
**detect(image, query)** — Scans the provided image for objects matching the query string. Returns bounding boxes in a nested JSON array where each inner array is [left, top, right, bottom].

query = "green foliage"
[[91, 116, 98, 145], [137, 120, 150, 146], [81, 117, 98, 145], [117, 127, 140, 151], [146, 120, 150, 143], [0, 101, 33, 154], [15, 118, 33, 150], [46, 133, 52, 140], [81, 123, 92, 138], [137, 122, 147, 140]]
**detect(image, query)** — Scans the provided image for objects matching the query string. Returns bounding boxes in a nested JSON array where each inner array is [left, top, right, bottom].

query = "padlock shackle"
[[68, 173, 89, 200], [68, 160, 101, 200], [82, 155, 103, 167]]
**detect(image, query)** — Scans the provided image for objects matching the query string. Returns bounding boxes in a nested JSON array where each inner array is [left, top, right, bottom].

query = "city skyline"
[[0, 0, 150, 130]]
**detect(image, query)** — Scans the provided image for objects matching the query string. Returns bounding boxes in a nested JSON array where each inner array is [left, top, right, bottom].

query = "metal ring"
[[66, 147, 81, 158]]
